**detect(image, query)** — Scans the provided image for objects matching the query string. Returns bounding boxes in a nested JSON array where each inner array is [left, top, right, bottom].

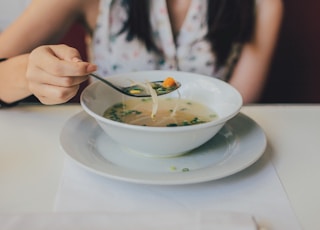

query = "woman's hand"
[[26, 44, 97, 105]]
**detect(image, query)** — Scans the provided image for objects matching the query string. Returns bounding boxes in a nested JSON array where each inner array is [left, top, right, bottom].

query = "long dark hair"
[[120, 0, 255, 69]]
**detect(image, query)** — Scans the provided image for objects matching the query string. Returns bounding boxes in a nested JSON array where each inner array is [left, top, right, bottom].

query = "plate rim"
[[60, 111, 267, 185]]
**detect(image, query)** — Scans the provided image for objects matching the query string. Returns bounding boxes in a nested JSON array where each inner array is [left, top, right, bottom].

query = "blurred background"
[[1, 0, 320, 104], [260, 0, 320, 103], [61, 0, 320, 103]]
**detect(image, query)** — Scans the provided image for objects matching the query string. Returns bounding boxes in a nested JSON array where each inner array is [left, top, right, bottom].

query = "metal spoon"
[[89, 73, 181, 97]]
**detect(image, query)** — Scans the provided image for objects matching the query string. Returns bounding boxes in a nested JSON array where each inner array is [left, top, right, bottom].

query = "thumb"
[[71, 57, 97, 73]]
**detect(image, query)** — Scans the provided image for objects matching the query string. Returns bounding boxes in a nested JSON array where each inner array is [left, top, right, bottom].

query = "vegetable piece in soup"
[[103, 98, 218, 127]]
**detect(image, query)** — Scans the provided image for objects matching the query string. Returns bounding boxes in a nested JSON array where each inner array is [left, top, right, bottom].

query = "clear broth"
[[103, 98, 218, 127]]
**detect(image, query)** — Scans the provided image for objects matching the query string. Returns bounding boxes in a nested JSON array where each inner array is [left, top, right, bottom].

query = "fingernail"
[[87, 64, 98, 72]]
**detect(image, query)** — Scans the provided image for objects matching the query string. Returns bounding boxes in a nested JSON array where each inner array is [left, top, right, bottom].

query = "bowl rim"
[[80, 70, 243, 132]]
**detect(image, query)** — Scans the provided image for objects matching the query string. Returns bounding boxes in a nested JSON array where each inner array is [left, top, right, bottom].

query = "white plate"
[[60, 111, 266, 185]]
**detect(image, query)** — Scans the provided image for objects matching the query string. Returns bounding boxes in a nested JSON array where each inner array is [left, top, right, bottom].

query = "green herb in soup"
[[103, 98, 218, 127], [124, 76, 179, 96]]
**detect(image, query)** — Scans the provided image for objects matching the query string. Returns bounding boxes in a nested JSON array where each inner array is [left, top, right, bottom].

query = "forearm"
[[229, 57, 268, 104], [0, 54, 32, 103]]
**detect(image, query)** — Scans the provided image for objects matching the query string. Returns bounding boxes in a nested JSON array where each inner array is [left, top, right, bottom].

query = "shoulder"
[[23, 0, 83, 20], [254, 0, 283, 32], [24, 0, 98, 29], [28, 0, 82, 10], [256, 0, 283, 17]]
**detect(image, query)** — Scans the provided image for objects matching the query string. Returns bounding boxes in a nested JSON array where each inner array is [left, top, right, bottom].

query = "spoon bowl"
[[89, 73, 181, 97]]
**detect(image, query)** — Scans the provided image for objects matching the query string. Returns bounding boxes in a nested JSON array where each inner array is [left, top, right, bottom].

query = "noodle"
[[145, 82, 158, 118], [127, 80, 159, 118]]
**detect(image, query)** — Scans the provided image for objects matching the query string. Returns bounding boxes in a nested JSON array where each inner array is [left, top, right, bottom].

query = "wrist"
[[0, 57, 33, 107]]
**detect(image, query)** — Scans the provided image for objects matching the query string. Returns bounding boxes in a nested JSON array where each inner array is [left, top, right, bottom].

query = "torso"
[[84, 0, 241, 80], [166, 0, 192, 39], [84, 0, 192, 38]]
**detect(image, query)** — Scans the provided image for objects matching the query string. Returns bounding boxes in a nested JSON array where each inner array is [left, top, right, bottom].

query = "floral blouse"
[[90, 0, 241, 80]]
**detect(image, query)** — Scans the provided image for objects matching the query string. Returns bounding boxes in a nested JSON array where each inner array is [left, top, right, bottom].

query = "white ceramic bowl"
[[81, 70, 242, 157]]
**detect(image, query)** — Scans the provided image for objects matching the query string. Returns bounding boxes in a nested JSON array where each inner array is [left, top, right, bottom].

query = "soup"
[[103, 98, 218, 127]]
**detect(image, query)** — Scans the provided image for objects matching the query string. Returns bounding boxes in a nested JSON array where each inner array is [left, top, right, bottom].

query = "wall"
[[261, 0, 320, 103]]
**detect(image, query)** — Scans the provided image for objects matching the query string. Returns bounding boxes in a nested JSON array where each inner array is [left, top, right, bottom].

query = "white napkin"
[[54, 152, 301, 230], [0, 211, 257, 230]]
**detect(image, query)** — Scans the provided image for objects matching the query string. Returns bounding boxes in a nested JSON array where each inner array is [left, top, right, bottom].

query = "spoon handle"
[[89, 73, 121, 92]]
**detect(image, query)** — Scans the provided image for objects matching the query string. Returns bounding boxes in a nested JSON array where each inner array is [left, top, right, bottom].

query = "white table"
[[1, 104, 320, 229]]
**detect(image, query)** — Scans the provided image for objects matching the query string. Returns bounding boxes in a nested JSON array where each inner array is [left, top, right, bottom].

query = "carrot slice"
[[162, 77, 176, 88]]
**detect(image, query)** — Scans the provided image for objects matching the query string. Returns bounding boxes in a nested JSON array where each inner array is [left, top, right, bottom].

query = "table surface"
[[1, 104, 320, 229]]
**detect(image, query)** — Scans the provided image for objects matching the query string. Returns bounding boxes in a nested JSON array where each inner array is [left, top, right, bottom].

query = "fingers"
[[29, 65, 89, 88], [26, 44, 97, 105], [30, 82, 80, 105], [29, 44, 96, 77]]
